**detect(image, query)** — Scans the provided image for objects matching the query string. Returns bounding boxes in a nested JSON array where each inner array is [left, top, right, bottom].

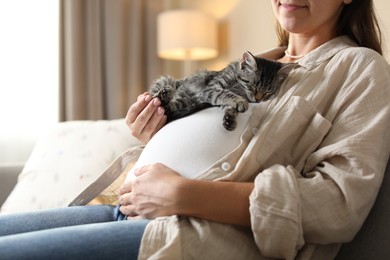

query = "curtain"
[[60, 0, 164, 121]]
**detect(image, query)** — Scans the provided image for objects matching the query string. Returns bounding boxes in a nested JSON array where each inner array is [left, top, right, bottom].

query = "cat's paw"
[[150, 76, 175, 105], [223, 108, 237, 131], [155, 88, 174, 105], [223, 114, 237, 131], [232, 98, 248, 113]]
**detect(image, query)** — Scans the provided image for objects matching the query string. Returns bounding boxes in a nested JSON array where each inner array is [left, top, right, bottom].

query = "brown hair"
[[276, 0, 383, 55]]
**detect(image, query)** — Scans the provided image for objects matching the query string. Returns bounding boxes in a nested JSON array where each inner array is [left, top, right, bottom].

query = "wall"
[[376, 1, 390, 59], [173, 0, 276, 72], [0, 0, 59, 166], [173, 0, 390, 74]]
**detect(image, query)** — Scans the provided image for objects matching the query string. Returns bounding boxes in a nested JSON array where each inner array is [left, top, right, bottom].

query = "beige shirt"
[[72, 36, 390, 260], [137, 36, 390, 260]]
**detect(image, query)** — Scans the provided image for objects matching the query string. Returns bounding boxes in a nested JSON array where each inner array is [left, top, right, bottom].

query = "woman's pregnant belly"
[[125, 105, 258, 183]]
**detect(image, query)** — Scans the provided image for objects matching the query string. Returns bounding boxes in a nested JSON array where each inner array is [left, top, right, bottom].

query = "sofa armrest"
[[0, 164, 23, 207], [335, 158, 390, 259]]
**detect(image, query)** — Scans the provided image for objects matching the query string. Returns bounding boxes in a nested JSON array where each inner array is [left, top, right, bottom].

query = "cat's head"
[[236, 51, 293, 102]]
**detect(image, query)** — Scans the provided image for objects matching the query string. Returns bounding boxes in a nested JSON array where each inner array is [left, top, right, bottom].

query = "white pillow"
[[0, 119, 140, 214]]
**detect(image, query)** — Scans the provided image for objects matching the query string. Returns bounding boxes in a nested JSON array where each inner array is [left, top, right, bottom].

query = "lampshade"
[[157, 10, 218, 61]]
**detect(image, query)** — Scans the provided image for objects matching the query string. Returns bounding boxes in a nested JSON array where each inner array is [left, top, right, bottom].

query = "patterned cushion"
[[0, 119, 140, 214]]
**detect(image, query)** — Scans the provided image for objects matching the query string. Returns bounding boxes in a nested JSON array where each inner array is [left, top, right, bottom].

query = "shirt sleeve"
[[249, 50, 390, 259]]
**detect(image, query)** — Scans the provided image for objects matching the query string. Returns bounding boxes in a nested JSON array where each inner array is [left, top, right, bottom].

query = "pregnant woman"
[[1, 0, 389, 259]]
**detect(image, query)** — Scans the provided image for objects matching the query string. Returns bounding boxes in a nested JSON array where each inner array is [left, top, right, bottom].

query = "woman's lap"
[[0, 205, 121, 236], [0, 205, 149, 259]]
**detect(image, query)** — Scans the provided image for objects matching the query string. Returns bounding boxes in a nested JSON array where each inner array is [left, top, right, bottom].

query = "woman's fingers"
[[139, 106, 166, 142], [119, 204, 138, 217], [125, 93, 151, 124], [119, 188, 139, 217], [125, 93, 166, 143], [119, 191, 132, 206]]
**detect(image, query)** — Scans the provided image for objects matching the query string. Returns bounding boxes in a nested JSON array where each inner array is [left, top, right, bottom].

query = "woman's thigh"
[[0, 218, 149, 259], [0, 205, 119, 236]]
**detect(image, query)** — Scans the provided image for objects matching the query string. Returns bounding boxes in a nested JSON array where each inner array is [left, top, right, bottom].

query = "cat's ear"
[[240, 51, 257, 71]]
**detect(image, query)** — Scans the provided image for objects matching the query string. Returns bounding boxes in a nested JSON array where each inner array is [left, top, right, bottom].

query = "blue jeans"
[[0, 205, 149, 259]]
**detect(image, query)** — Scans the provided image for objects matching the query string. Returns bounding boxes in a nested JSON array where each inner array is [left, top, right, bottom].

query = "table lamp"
[[157, 9, 218, 76]]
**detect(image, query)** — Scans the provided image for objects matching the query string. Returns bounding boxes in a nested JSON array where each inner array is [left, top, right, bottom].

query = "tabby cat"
[[150, 51, 291, 131]]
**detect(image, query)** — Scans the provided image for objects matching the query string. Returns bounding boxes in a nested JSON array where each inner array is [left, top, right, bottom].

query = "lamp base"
[[184, 58, 192, 77]]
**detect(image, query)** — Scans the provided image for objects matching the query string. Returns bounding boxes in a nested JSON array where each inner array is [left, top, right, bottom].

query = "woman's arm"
[[122, 94, 253, 226], [125, 93, 167, 144], [119, 163, 254, 226]]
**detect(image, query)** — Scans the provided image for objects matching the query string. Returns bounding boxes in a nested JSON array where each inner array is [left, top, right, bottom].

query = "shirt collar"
[[259, 36, 358, 70], [297, 36, 357, 70]]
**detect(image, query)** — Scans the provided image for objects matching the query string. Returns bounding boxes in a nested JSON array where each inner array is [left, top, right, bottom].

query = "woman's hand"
[[118, 163, 254, 226], [125, 93, 167, 144], [119, 163, 186, 219]]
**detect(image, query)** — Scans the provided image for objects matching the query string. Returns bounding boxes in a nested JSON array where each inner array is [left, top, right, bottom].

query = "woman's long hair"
[[276, 0, 383, 55]]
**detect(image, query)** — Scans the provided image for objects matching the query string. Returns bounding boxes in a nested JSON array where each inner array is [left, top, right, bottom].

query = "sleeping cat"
[[150, 51, 292, 131]]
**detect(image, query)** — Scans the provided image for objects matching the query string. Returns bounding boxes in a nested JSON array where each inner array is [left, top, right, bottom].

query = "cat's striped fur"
[[150, 51, 291, 131]]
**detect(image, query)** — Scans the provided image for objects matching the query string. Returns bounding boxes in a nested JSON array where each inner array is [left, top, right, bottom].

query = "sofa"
[[0, 119, 141, 213], [0, 164, 22, 207], [0, 119, 389, 259]]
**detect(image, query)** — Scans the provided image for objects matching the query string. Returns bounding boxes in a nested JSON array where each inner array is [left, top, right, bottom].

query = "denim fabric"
[[0, 205, 148, 259]]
